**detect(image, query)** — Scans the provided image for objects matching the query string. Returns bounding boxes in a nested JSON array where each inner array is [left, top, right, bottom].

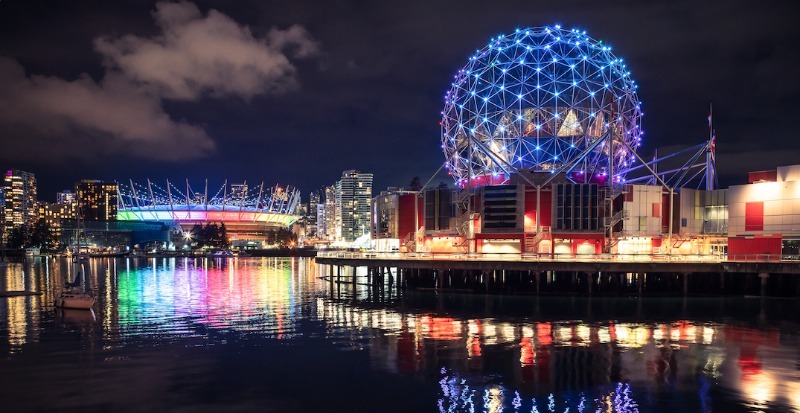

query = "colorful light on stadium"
[[117, 180, 300, 227], [441, 26, 643, 186]]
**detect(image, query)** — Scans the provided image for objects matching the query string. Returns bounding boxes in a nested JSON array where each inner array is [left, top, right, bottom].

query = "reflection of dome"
[[441, 25, 643, 186]]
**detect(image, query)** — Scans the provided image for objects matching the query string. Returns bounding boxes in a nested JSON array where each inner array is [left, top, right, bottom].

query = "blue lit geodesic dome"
[[441, 25, 643, 186]]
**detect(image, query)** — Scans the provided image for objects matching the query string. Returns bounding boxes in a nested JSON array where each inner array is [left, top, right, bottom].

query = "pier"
[[317, 252, 800, 297]]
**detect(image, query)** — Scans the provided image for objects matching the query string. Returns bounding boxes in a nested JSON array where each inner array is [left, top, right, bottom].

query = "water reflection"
[[0, 258, 798, 412]]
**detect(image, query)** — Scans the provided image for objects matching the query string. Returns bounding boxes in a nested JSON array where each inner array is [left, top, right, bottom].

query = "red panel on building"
[[539, 189, 552, 227], [521, 186, 552, 228], [748, 170, 777, 184], [652, 203, 661, 218], [745, 202, 764, 231], [524, 188, 537, 228], [397, 194, 423, 239], [727, 236, 781, 259], [661, 193, 671, 231]]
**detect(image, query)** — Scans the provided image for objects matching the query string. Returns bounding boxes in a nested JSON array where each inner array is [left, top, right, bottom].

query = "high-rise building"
[[307, 191, 320, 238], [230, 183, 248, 205], [316, 203, 327, 240], [3, 169, 38, 229], [315, 186, 336, 242], [56, 190, 76, 205], [335, 170, 373, 242], [40, 202, 77, 242], [77, 180, 118, 221]]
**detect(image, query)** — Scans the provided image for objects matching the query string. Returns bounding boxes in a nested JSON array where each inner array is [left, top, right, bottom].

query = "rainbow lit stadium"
[[117, 180, 301, 242]]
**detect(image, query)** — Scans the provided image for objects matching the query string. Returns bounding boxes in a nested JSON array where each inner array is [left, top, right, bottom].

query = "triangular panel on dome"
[[587, 111, 605, 138], [557, 109, 584, 137], [522, 109, 543, 137]]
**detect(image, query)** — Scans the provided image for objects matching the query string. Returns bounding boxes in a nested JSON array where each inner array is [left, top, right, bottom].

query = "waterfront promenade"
[[316, 251, 800, 297]]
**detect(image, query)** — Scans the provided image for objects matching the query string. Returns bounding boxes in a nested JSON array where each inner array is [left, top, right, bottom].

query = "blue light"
[[441, 25, 643, 184]]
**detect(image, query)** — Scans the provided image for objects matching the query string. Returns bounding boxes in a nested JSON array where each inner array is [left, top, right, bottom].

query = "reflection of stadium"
[[117, 180, 301, 246]]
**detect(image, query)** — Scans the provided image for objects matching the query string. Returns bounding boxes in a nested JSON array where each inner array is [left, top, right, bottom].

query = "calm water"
[[1, 257, 799, 412]]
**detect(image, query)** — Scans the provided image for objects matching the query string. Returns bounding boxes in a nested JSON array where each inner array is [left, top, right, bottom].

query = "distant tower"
[[307, 191, 320, 238], [76, 180, 118, 221], [3, 169, 38, 228], [323, 185, 336, 241], [230, 183, 249, 205], [56, 190, 76, 205], [335, 170, 373, 242]]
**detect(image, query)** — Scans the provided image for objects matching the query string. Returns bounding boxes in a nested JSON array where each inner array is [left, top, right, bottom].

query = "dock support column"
[[588, 273, 593, 295], [683, 273, 689, 296], [720, 273, 725, 293], [759, 272, 769, 297], [535, 272, 541, 295], [638, 273, 643, 296], [437, 269, 446, 290]]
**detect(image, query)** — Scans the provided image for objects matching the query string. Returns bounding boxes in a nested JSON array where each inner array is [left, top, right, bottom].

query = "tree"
[[409, 176, 422, 191], [188, 223, 231, 249], [219, 223, 229, 247], [190, 224, 205, 248], [7, 225, 30, 249], [30, 220, 55, 249]]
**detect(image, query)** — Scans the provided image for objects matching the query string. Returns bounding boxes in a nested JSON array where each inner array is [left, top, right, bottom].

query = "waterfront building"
[[370, 187, 421, 251], [39, 202, 77, 243], [726, 165, 800, 257], [77, 180, 118, 221], [3, 169, 38, 230], [334, 171, 373, 242]]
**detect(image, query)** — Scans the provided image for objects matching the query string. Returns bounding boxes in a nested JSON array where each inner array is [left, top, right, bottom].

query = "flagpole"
[[706, 103, 714, 191]]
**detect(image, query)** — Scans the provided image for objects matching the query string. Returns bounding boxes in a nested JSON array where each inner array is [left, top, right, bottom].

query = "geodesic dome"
[[441, 25, 643, 186]]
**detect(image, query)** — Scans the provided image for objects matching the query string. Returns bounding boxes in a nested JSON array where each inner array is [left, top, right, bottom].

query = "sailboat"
[[54, 199, 95, 310]]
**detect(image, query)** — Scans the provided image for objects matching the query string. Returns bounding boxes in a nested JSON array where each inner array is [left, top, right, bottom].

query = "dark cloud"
[[0, 56, 213, 161], [95, 1, 318, 100], [0, 1, 317, 164]]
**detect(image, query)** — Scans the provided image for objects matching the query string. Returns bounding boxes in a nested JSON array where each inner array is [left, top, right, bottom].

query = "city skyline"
[[0, 0, 798, 199]]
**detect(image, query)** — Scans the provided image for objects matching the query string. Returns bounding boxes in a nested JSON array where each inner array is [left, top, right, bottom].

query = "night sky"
[[0, 0, 798, 201]]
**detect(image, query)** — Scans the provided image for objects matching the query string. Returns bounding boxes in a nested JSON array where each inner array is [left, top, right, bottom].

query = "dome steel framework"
[[441, 25, 643, 186]]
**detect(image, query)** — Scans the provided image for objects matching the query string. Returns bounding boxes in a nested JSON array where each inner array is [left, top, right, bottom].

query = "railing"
[[317, 250, 800, 264], [725, 254, 798, 263]]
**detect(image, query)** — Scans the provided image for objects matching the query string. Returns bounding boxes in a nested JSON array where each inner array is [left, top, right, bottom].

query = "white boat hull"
[[55, 293, 95, 310]]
